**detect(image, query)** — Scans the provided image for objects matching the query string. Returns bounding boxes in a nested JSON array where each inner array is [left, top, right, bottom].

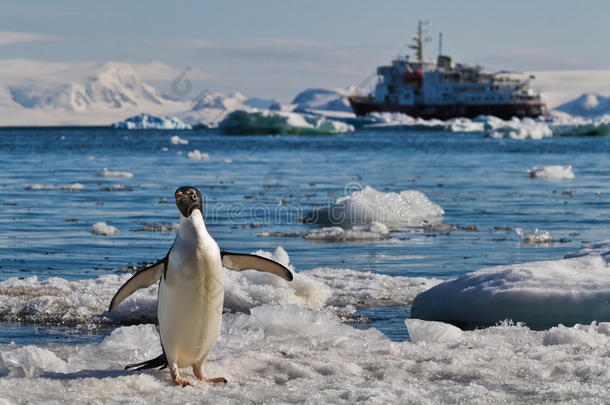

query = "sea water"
[[1, 127, 609, 344]]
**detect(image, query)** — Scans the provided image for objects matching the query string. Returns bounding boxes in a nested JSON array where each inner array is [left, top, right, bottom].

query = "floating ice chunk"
[[219, 110, 354, 134], [170, 135, 188, 145], [527, 165, 575, 180], [515, 227, 554, 244], [95, 168, 133, 179], [111, 113, 191, 130], [25, 183, 85, 191], [0, 346, 68, 377], [304, 222, 389, 241], [482, 116, 553, 139], [405, 318, 463, 343], [91, 222, 120, 236], [302, 186, 443, 227], [187, 149, 210, 160], [411, 241, 610, 328]]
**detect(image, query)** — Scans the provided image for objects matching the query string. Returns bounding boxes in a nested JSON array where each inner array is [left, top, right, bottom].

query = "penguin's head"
[[175, 186, 203, 217]]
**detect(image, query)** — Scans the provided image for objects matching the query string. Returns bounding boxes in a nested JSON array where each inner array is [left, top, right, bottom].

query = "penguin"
[[108, 186, 293, 386]]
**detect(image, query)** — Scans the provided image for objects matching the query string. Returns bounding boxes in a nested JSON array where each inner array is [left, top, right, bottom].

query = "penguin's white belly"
[[158, 243, 224, 368]]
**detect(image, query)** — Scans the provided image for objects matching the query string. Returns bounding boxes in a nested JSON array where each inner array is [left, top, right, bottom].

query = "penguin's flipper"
[[220, 251, 293, 281], [109, 258, 167, 312]]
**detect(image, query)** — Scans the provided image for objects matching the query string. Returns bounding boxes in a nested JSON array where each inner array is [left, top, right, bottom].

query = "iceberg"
[[411, 240, 610, 329], [481, 116, 553, 139], [111, 113, 191, 130], [218, 110, 354, 135], [301, 186, 443, 227]]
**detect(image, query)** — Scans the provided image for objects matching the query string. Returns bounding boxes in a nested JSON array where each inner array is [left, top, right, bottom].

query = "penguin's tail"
[[125, 354, 167, 372]]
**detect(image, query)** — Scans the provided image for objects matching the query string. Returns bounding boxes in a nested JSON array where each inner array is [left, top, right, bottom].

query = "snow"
[[292, 88, 354, 113], [5, 309, 610, 402], [555, 93, 610, 118], [411, 241, 610, 329], [302, 186, 443, 227], [304, 222, 389, 241], [6, 244, 610, 401], [25, 183, 85, 191], [91, 222, 120, 236], [527, 165, 575, 180], [218, 110, 354, 134], [95, 168, 134, 179], [170, 135, 188, 145], [111, 113, 191, 130], [186, 149, 210, 160]]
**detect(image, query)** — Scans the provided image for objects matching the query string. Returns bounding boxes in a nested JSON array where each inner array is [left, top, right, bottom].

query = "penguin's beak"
[[175, 190, 187, 201]]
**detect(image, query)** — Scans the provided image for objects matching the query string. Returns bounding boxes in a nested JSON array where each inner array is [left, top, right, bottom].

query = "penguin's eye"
[[191, 194, 198, 201]]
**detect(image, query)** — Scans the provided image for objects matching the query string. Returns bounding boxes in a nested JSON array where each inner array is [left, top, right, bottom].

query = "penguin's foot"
[[170, 364, 193, 387], [193, 365, 227, 384], [172, 376, 193, 387]]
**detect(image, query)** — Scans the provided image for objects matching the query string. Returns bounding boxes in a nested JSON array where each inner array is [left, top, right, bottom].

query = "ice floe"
[[411, 240, 610, 328], [304, 222, 389, 241], [516, 228, 554, 245], [24, 183, 85, 191], [95, 168, 134, 179], [301, 186, 443, 227], [170, 135, 188, 145], [110, 113, 191, 130], [4, 307, 610, 402], [186, 149, 210, 160], [405, 318, 463, 343], [527, 165, 575, 180], [218, 110, 354, 134], [136, 222, 180, 233], [91, 222, 120, 236], [482, 116, 553, 139], [0, 247, 440, 327]]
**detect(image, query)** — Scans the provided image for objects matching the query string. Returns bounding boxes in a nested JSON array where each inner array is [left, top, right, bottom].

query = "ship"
[[349, 21, 547, 120]]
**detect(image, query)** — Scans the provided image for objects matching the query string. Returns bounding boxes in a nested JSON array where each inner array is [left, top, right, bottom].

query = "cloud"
[[0, 31, 59, 46], [481, 47, 602, 71], [153, 37, 340, 62]]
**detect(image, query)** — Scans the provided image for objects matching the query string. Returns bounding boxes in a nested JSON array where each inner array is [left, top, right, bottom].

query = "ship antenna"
[[438, 32, 443, 57], [408, 20, 430, 63]]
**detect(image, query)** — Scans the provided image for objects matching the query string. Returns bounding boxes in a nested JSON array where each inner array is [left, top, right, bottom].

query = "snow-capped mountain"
[[554, 93, 610, 118], [8, 63, 166, 112], [292, 87, 354, 113]]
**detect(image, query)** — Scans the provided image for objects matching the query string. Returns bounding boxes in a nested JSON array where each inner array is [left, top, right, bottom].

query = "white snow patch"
[[412, 241, 610, 328], [91, 222, 120, 236], [186, 149, 209, 160], [482, 116, 553, 139], [527, 165, 575, 180], [95, 168, 133, 179], [303, 186, 443, 227]]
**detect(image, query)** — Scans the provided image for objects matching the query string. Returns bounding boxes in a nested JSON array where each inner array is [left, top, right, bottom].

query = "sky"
[[0, 0, 609, 102]]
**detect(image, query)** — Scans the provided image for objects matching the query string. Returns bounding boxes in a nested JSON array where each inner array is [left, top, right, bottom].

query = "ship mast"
[[409, 20, 430, 63]]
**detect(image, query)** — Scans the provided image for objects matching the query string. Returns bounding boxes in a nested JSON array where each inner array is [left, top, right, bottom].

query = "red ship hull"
[[349, 99, 546, 120]]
